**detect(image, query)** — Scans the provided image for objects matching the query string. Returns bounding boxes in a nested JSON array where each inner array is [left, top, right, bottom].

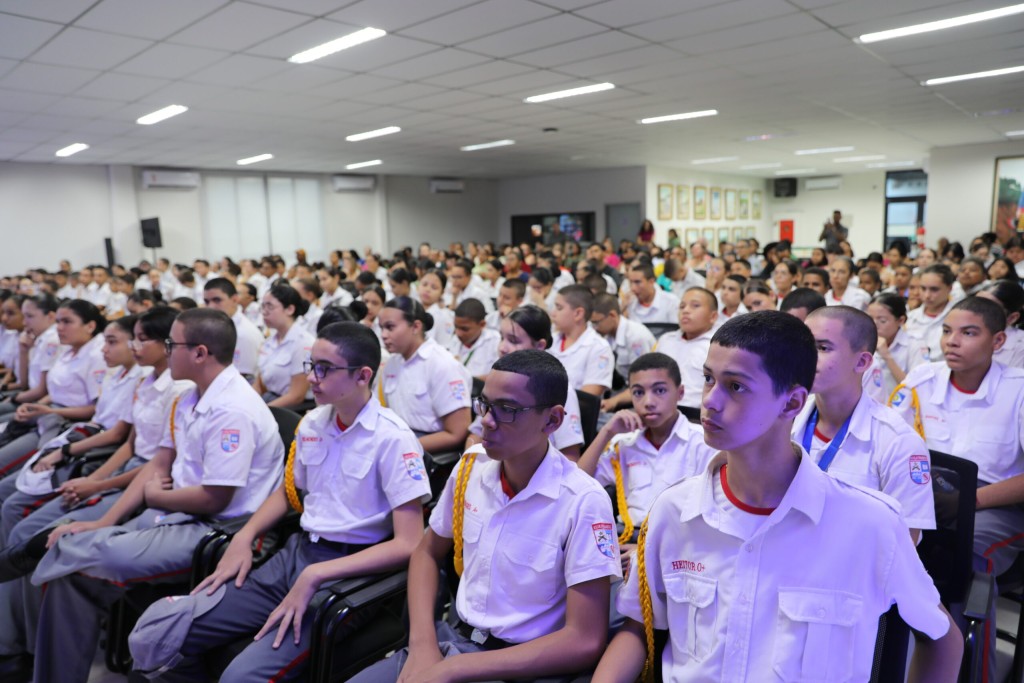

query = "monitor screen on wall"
[[511, 212, 595, 245]]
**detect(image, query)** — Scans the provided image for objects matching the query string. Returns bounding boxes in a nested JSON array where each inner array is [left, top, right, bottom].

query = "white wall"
[[927, 141, 1024, 247], [646, 166, 771, 248], [769, 171, 886, 257], [496, 167, 646, 243], [385, 175, 499, 253], [134, 174, 205, 266]]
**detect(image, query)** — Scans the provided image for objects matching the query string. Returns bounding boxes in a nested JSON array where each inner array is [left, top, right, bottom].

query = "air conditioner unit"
[[429, 178, 465, 194], [804, 176, 842, 191], [140, 169, 200, 189], [331, 174, 376, 192]]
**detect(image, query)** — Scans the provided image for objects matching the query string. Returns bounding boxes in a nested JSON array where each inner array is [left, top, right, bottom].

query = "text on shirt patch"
[[570, 414, 582, 435], [300, 436, 321, 443], [449, 380, 466, 401], [592, 522, 615, 558], [909, 454, 930, 485], [871, 368, 882, 387], [671, 559, 705, 573], [891, 390, 906, 407], [220, 429, 240, 453], [597, 354, 610, 370], [403, 452, 426, 481]]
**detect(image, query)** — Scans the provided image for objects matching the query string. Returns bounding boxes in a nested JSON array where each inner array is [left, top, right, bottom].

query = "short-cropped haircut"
[[491, 349, 568, 408], [711, 310, 816, 395]]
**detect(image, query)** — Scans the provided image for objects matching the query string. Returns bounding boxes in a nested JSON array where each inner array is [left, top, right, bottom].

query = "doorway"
[[605, 202, 642, 246]]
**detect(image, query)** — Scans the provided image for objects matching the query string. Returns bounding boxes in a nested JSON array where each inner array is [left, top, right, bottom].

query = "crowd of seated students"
[[0, 217, 1020, 682]]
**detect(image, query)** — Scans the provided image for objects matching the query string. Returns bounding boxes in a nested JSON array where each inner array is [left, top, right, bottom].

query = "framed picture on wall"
[[738, 190, 749, 219], [725, 189, 737, 220], [702, 227, 715, 244], [732, 226, 744, 243], [676, 185, 690, 219], [993, 156, 1024, 234], [657, 184, 673, 221], [745, 226, 756, 238], [717, 227, 731, 245], [710, 187, 722, 220], [685, 227, 700, 246], [752, 190, 763, 220], [693, 186, 707, 220]]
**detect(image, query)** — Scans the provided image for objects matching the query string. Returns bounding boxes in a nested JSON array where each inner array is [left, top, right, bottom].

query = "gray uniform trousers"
[[144, 531, 363, 683], [29, 508, 211, 683]]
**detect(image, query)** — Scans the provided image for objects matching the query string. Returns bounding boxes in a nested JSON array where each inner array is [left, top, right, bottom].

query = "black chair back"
[[644, 322, 679, 339], [869, 605, 910, 683], [918, 450, 977, 606], [576, 390, 600, 449], [268, 406, 303, 455]]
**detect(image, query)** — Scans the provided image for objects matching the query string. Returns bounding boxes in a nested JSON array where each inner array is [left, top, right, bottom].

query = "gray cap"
[[128, 585, 225, 677]]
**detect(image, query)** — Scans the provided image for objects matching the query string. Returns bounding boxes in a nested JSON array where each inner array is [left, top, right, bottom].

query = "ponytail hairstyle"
[[870, 292, 908, 321], [27, 292, 60, 315], [507, 304, 554, 350], [383, 296, 434, 334], [59, 299, 107, 337], [268, 282, 309, 319], [107, 314, 137, 337], [137, 307, 179, 342]]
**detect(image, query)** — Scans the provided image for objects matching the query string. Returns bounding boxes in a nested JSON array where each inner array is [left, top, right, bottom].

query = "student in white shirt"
[[906, 264, 957, 361], [378, 296, 472, 455], [662, 257, 706, 298], [549, 285, 614, 397], [741, 278, 775, 312], [479, 258, 506, 299], [979, 280, 1024, 369], [526, 267, 559, 313], [254, 283, 314, 409], [0, 296, 60, 425], [448, 298, 500, 380], [87, 267, 113, 310], [779, 287, 826, 322], [415, 270, 457, 350], [624, 263, 680, 324], [0, 294, 26, 391], [595, 311, 961, 683], [293, 277, 324, 336], [485, 278, 526, 331], [202, 278, 264, 381], [957, 256, 989, 297], [770, 260, 801, 301], [654, 287, 718, 410], [447, 259, 494, 314], [801, 266, 830, 298], [591, 293, 656, 413], [864, 293, 930, 403], [317, 266, 353, 308], [825, 257, 870, 311], [714, 274, 748, 327]]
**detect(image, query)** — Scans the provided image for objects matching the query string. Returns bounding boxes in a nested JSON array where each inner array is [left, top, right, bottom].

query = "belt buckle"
[[469, 627, 489, 645]]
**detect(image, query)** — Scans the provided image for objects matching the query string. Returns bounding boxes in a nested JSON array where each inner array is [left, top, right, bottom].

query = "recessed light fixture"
[[857, 4, 1024, 44], [923, 64, 1024, 86], [524, 82, 614, 103], [834, 155, 886, 163], [55, 143, 89, 158], [691, 156, 737, 165], [740, 162, 783, 170], [136, 104, 188, 126], [237, 154, 273, 166], [742, 133, 777, 142], [461, 139, 515, 152], [639, 109, 718, 124], [774, 168, 817, 175], [1006, 130, 1024, 136], [288, 27, 386, 64], [867, 161, 917, 168], [346, 126, 401, 142], [346, 159, 381, 170], [795, 146, 854, 155]]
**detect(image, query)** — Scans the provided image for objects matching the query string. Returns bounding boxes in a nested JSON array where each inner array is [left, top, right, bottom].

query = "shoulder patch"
[[909, 454, 930, 485], [403, 452, 426, 481], [220, 429, 240, 453], [449, 379, 466, 401], [592, 522, 615, 558]]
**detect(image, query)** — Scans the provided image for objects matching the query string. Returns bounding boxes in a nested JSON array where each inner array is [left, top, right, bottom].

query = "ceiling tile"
[[459, 14, 606, 58], [0, 13, 63, 60], [330, 0, 481, 32], [249, 64, 352, 92], [514, 29, 646, 67], [115, 43, 228, 79], [357, 82, 447, 105], [627, 0, 796, 42], [423, 60, 532, 88], [373, 48, 490, 80], [186, 54, 294, 86], [0, 62, 100, 95], [575, 0, 718, 28], [29, 27, 152, 70], [73, 72, 170, 101], [240, 0, 359, 16], [76, 0, 228, 40], [400, 0, 558, 44], [0, 0, 95, 23], [309, 34, 438, 71], [171, 3, 312, 51], [41, 96, 125, 118], [0, 89, 61, 113], [243, 17, 364, 60]]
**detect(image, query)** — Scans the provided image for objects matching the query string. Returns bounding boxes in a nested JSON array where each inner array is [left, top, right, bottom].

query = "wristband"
[[61, 443, 73, 458]]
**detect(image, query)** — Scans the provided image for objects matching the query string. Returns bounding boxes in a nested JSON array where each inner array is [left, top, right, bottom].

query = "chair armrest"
[[964, 571, 994, 622], [427, 451, 462, 468], [66, 446, 119, 478], [341, 570, 409, 609]]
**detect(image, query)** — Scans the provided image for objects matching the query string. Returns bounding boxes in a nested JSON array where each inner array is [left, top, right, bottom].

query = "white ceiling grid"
[[0, 0, 1020, 176]]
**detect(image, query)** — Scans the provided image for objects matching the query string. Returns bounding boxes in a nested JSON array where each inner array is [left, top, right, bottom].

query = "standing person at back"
[[623, 263, 680, 324], [203, 278, 263, 382], [654, 287, 718, 414], [548, 285, 613, 398]]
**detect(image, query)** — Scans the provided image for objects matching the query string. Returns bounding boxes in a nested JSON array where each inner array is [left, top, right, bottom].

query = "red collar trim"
[[813, 425, 831, 443], [499, 466, 517, 499], [950, 376, 977, 395], [721, 464, 776, 516], [335, 415, 348, 431]]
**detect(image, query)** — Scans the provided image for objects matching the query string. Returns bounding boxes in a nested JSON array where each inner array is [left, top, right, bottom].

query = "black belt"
[[306, 533, 372, 554], [453, 620, 513, 650]]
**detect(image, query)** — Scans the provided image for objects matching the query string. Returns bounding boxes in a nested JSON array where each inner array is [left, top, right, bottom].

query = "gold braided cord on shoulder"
[[284, 418, 305, 513], [377, 380, 387, 407], [610, 442, 634, 545], [636, 516, 655, 683], [168, 395, 181, 449], [887, 384, 924, 438], [451, 451, 477, 577]]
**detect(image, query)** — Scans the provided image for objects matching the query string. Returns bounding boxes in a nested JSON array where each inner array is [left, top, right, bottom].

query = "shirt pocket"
[[664, 573, 718, 662], [499, 530, 560, 604], [772, 587, 863, 682], [626, 462, 653, 495]]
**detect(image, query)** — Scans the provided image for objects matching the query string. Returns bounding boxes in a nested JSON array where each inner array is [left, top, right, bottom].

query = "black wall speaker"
[[141, 217, 162, 248]]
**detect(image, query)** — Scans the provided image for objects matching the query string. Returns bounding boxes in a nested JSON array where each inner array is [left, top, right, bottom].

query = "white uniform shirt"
[[134, 369, 193, 461], [257, 323, 314, 398], [379, 338, 471, 434], [549, 326, 613, 391], [594, 416, 716, 523], [87, 282, 112, 309], [230, 309, 264, 378], [654, 329, 714, 409], [995, 325, 1024, 369], [469, 386, 584, 452], [294, 401, 431, 544], [297, 303, 323, 337], [905, 301, 955, 361], [449, 283, 495, 314], [668, 270, 707, 299], [28, 325, 62, 390], [606, 318, 656, 380], [321, 288, 353, 308], [92, 364, 149, 429], [824, 286, 870, 311], [46, 334, 106, 407], [863, 328, 930, 404], [447, 327, 500, 378], [793, 392, 936, 530], [430, 444, 621, 643], [244, 301, 263, 329], [425, 303, 457, 350], [626, 288, 680, 324], [105, 292, 128, 318], [0, 329, 20, 378], [617, 453, 950, 682], [891, 361, 1024, 485], [161, 366, 284, 520]]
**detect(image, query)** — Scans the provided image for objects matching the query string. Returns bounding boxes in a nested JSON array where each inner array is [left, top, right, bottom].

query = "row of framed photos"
[[658, 184, 763, 222], [681, 226, 757, 247]]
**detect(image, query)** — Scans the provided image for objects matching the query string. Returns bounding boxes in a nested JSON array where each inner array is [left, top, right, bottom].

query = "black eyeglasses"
[[164, 339, 201, 355], [473, 397, 550, 424], [303, 360, 361, 381]]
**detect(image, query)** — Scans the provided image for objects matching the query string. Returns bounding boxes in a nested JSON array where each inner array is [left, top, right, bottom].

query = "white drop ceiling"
[[0, 0, 1023, 178]]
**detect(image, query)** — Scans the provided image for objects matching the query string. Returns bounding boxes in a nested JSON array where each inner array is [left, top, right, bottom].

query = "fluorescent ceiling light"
[[236, 153, 273, 166], [857, 4, 1024, 44], [923, 64, 1024, 86], [740, 162, 782, 170], [1006, 130, 1024, 136], [691, 156, 737, 165], [346, 126, 400, 142], [346, 159, 381, 170], [795, 146, 854, 155], [55, 143, 89, 158], [743, 133, 777, 142], [774, 168, 817, 175], [867, 160, 916, 168], [834, 155, 886, 163], [288, 27, 386, 64], [639, 109, 718, 124], [136, 104, 188, 125], [461, 139, 515, 152], [524, 82, 614, 103]]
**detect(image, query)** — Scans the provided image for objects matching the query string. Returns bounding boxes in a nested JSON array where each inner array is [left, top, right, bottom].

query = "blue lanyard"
[[801, 407, 853, 472]]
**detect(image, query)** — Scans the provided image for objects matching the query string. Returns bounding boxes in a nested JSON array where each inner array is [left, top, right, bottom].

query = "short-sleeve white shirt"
[[29, 325, 61, 390], [549, 326, 613, 391], [627, 288, 680, 324], [92, 364, 149, 429], [450, 284, 495, 314], [606, 318, 657, 381], [824, 286, 870, 311], [231, 309, 264, 378], [379, 338, 471, 434], [905, 301, 954, 361], [654, 329, 713, 409], [257, 322, 314, 397], [995, 326, 1024, 369], [133, 368, 192, 461], [293, 400, 431, 544], [425, 303, 457, 350], [447, 327, 500, 378], [46, 334, 106, 407], [430, 443, 621, 643], [162, 366, 285, 520], [793, 392, 936, 530], [321, 287, 354, 308], [0, 329, 20, 379], [863, 328, 930, 403]]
